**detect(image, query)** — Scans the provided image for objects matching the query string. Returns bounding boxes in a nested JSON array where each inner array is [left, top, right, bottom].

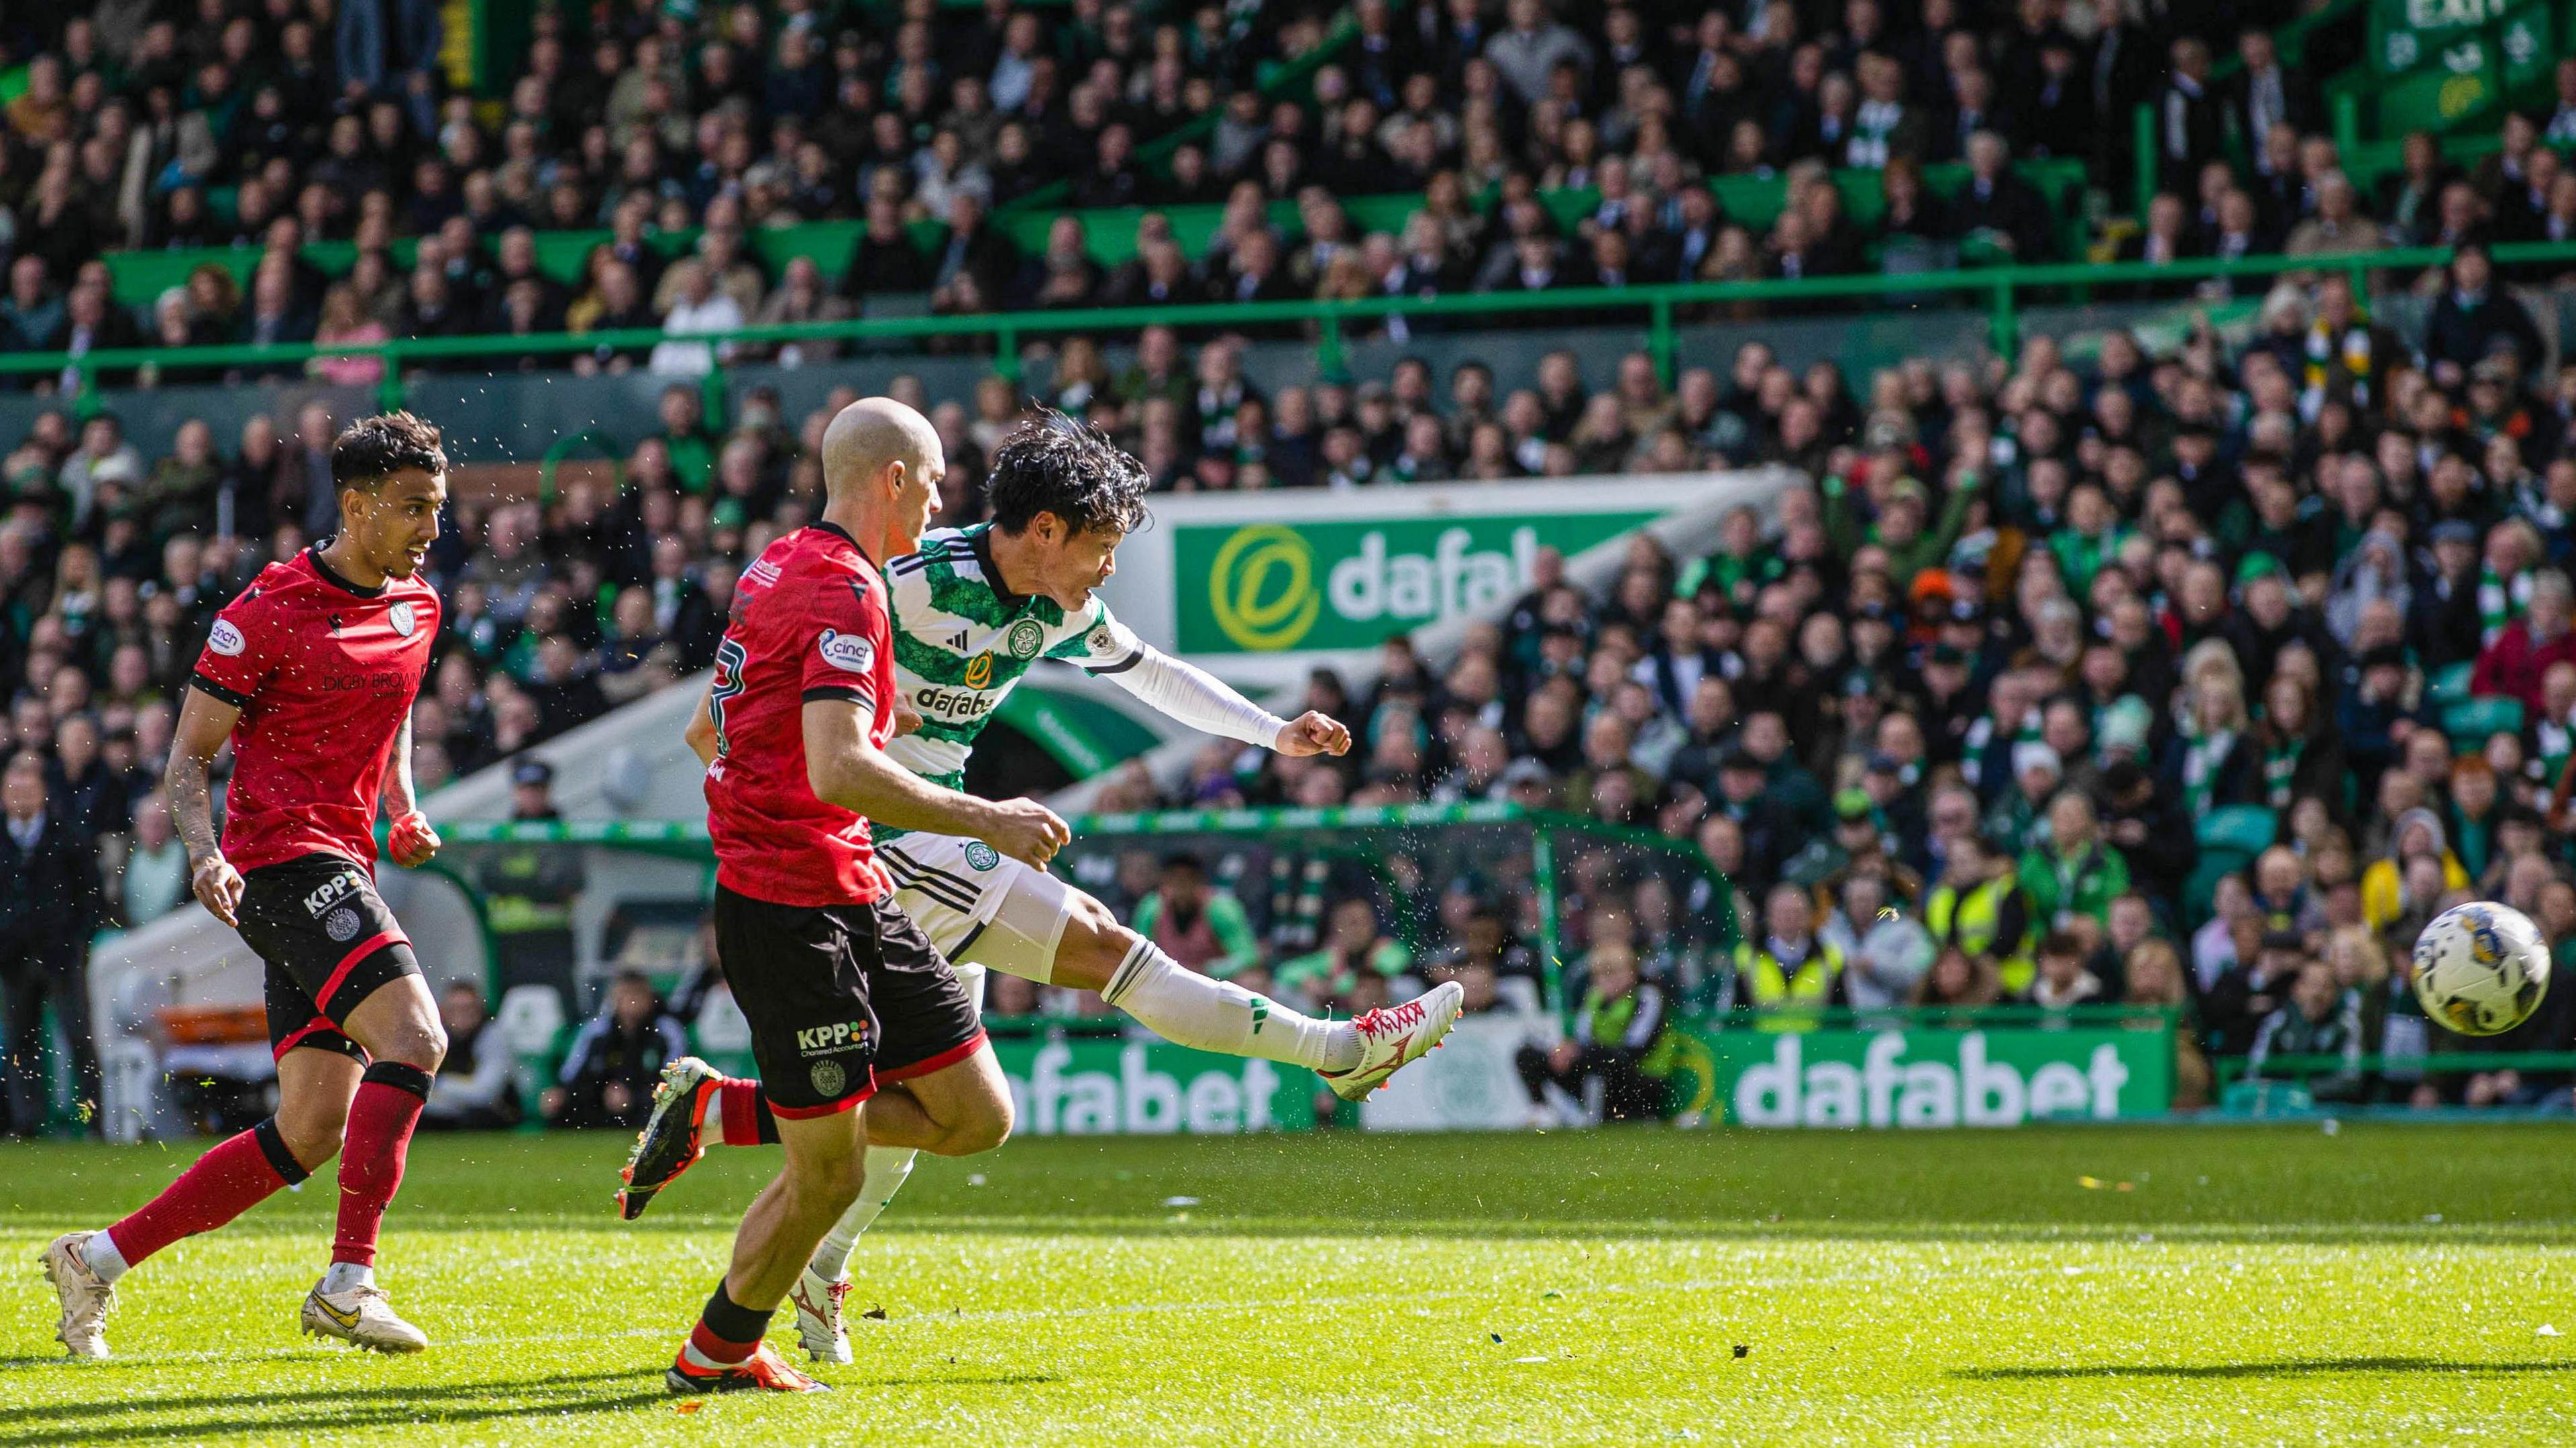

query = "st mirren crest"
[[388, 601, 419, 638], [810, 1060, 847, 1098]]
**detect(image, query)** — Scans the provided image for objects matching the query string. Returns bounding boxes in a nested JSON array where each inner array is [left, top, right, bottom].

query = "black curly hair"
[[332, 410, 447, 491], [985, 408, 1152, 538]]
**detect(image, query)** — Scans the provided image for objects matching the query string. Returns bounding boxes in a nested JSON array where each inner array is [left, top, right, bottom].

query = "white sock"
[[810, 1146, 915, 1284], [320, 1262, 375, 1296], [83, 1229, 129, 1283], [700, 1089, 724, 1141], [1101, 940, 1362, 1073]]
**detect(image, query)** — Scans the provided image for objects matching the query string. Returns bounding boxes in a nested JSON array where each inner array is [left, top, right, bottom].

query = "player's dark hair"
[[985, 408, 1150, 538], [333, 410, 447, 492]]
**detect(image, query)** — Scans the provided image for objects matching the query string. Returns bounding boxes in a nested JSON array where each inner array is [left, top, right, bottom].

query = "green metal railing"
[[1733, 1005, 2180, 1029], [17, 239, 2569, 416]]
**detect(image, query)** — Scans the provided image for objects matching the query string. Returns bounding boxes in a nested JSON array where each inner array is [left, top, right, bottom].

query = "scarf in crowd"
[[2181, 726, 2236, 818], [2261, 736, 2302, 810], [1849, 99, 1904, 170], [2302, 317, 2375, 416], [2478, 565, 2533, 647], [2045, 842, 2103, 920]]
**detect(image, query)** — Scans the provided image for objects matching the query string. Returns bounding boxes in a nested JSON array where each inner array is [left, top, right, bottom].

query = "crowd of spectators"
[[1, 0, 2538, 390]]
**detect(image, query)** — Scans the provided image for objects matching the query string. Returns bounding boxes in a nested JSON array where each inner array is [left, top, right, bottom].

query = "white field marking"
[[21, 1258, 2157, 1370]]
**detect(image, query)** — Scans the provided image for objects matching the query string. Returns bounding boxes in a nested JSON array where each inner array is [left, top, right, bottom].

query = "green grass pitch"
[[3, 1123, 2575, 1445]]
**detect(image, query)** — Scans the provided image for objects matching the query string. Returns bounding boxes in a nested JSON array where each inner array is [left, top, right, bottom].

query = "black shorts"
[[712, 883, 984, 1118], [236, 853, 421, 1064]]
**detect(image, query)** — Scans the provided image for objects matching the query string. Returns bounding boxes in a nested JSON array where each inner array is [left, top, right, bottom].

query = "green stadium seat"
[[2426, 661, 2476, 706], [2443, 697, 2526, 744], [2196, 805, 2279, 856]]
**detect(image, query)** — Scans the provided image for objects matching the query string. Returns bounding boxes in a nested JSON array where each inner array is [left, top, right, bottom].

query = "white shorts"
[[877, 832, 1074, 986]]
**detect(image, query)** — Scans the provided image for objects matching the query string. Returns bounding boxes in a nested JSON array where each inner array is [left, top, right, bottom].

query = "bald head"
[[820, 396, 947, 559], [821, 396, 942, 500]]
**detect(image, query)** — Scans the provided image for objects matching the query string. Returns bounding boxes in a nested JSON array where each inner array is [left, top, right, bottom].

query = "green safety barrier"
[[1699, 1005, 2180, 1029], [23, 237, 2576, 416]]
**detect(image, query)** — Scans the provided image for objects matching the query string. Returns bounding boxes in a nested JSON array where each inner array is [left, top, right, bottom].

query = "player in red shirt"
[[40, 413, 453, 1360], [661, 397, 1066, 1395]]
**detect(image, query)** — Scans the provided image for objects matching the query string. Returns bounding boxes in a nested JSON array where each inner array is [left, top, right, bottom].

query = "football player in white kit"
[[621, 412, 1463, 1361]]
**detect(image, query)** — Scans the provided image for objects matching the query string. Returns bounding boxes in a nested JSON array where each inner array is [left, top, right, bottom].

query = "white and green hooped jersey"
[[882, 524, 1146, 790]]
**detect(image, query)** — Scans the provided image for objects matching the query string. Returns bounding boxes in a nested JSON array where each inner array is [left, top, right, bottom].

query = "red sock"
[[106, 1118, 306, 1267], [333, 1062, 431, 1268], [716, 1078, 777, 1147]]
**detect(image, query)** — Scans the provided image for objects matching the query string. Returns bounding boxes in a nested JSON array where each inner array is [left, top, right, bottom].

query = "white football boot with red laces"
[[790, 1266, 855, 1364], [1321, 981, 1465, 1101]]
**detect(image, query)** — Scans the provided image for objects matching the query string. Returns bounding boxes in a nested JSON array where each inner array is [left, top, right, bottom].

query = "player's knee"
[[1053, 907, 1135, 992], [378, 1016, 447, 1073], [929, 1096, 1012, 1157], [275, 1106, 347, 1169]]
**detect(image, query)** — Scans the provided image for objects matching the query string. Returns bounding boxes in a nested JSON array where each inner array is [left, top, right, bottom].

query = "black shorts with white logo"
[[237, 852, 421, 1063], [712, 883, 985, 1117]]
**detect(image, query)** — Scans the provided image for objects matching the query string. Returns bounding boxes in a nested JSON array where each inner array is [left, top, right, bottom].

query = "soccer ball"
[[2411, 901, 2553, 1037]]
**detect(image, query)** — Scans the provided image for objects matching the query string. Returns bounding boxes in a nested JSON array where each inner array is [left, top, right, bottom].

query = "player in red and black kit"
[[661, 397, 1067, 1394], [40, 413, 453, 1360]]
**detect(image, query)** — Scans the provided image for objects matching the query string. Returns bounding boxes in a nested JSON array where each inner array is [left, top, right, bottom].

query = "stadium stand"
[[10, 0, 2576, 1137]]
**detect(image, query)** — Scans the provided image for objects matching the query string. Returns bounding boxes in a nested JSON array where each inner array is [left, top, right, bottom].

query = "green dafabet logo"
[[1208, 524, 1321, 651]]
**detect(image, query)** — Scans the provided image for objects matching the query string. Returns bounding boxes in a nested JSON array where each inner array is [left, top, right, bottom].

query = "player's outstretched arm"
[[801, 698, 1069, 867], [1091, 643, 1348, 756], [168, 685, 246, 926]]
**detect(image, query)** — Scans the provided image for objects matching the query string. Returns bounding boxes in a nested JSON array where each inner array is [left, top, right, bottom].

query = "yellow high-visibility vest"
[[1735, 940, 1845, 1032], [1925, 877, 2035, 994]]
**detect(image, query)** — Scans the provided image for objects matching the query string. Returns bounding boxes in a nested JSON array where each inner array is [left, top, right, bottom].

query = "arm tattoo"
[[169, 750, 222, 865]]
